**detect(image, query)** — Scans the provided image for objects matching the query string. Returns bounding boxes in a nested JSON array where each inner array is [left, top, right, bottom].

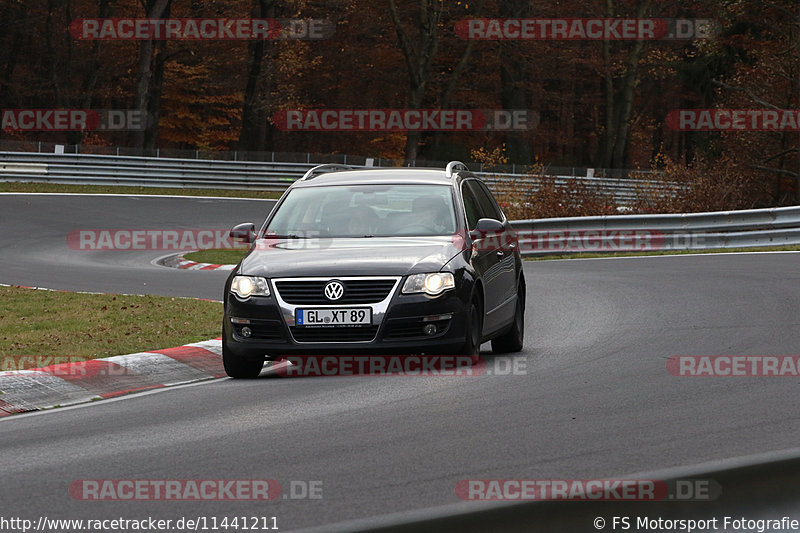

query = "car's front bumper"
[[223, 279, 470, 357]]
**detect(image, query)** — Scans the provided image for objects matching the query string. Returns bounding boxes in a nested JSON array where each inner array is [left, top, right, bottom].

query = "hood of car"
[[239, 236, 465, 278]]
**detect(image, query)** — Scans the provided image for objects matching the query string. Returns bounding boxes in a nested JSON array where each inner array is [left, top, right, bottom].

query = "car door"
[[467, 179, 519, 333], [461, 179, 505, 334]]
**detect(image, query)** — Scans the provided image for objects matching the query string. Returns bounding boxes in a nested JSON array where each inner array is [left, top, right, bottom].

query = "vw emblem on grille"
[[324, 280, 345, 301]]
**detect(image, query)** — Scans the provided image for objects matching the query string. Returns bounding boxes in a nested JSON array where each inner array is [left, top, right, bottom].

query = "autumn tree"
[[387, 0, 443, 163], [132, 0, 172, 151], [238, 0, 276, 153]]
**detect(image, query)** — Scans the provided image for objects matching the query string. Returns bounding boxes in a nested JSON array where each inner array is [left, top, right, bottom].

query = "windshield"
[[264, 184, 457, 238]]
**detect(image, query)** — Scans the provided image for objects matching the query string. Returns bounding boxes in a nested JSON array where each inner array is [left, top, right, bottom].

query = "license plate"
[[296, 308, 372, 326]]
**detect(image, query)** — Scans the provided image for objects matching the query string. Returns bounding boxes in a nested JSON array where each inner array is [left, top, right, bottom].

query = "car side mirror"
[[469, 218, 504, 240], [230, 222, 256, 244]]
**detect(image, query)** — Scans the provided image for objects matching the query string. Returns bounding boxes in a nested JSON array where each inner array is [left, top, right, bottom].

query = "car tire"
[[455, 298, 482, 359], [222, 335, 264, 379], [491, 284, 525, 354]]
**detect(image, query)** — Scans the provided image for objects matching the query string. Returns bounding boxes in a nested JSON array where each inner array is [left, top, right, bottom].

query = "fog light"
[[241, 326, 252, 338], [423, 323, 437, 336]]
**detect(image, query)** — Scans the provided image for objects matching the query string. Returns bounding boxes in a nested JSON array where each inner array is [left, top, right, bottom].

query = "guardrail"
[[0, 151, 305, 191], [1, 151, 795, 253], [511, 205, 800, 255], [0, 151, 675, 205], [2, 151, 794, 253], [0, 139, 655, 178], [481, 171, 679, 206]]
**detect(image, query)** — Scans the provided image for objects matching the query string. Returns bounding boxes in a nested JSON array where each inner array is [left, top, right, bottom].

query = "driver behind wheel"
[[345, 207, 377, 236], [409, 195, 449, 233]]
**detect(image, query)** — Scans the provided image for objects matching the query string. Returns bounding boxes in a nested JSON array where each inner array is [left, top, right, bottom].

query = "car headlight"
[[231, 276, 270, 299], [402, 272, 455, 296]]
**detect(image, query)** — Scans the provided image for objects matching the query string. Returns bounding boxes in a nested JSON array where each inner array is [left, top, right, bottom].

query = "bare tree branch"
[[711, 78, 781, 110], [759, 147, 800, 164], [751, 164, 800, 178]]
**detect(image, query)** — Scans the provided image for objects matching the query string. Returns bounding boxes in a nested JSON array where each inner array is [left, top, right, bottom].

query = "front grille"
[[290, 325, 379, 343], [275, 279, 396, 305]]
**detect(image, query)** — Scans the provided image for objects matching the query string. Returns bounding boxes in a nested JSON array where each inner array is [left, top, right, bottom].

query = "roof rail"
[[445, 161, 469, 178], [300, 163, 354, 181]]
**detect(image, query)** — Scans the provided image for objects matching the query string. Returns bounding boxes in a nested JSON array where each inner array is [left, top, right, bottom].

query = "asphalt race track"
[[0, 193, 273, 299], [2, 194, 800, 531]]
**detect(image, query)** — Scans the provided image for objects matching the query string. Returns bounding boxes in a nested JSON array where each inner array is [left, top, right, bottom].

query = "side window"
[[469, 180, 504, 221], [460, 182, 481, 230]]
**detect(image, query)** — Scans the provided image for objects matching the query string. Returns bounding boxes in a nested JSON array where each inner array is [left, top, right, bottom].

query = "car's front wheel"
[[453, 297, 482, 359], [222, 334, 264, 378], [491, 284, 525, 354]]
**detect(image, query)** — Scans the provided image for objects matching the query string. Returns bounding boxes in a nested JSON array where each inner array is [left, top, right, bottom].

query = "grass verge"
[[529, 245, 800, 261], [0, 286, 221, 365], [0, 182, 283, 199], [183, 248, 249, 265]]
